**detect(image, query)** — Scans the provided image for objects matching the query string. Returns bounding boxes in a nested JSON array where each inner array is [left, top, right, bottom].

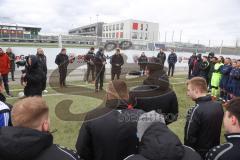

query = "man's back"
[[0, 127, 80, 160], [184, 96, 224, 157], [76, 100, 144, 160]]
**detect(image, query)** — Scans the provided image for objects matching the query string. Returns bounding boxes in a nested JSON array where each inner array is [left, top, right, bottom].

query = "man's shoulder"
[[205, 143, 233, 160], [36, 144, 80, 160]]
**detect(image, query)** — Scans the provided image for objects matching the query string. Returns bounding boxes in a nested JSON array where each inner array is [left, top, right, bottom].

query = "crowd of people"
[[0, 47, 240, 160], [188, 52, 240, 102]]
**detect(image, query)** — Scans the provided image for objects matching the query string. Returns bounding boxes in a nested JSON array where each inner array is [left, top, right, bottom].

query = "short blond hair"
[[12, 97, 49, 129], [187, 77, 208, 93]]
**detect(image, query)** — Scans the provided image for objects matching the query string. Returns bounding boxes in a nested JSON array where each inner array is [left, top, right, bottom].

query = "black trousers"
[[95, 68, 105, 90], [111, 72, 121, 80], [8, 70, 15, 81], [86, 64, 95, 82], [2, 74, 10, 94], [59, 67, 67, 86], [168, 63, 175, 77], [188, 66, 193, 79]]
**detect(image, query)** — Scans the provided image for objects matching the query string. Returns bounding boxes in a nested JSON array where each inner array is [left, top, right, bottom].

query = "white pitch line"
[[6, 81, 186, 100]]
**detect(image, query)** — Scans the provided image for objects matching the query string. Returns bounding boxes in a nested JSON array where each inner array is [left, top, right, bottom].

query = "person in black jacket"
[[191, 54, 202, 77], [124, 111, 202, 160], [22, 55, 46, 97], [0, 97, 80, 160], [157, 48, 166, 65], [199, 56, 210, 84], [76, 80, 145, 160], [6, 48, 15, 81], [205, 98, 240, 160], [184, 77, 224, 158], [167, 49, 177, 77], [94, 48, 106, 92], [129, 58, 178, 124], [85, 47, 95, 83], [188, 52, 196, 79], [36, 48, 47, 91], [138, 52, 148, 75], [55, 48, 69, 88], [110, 48, 124, 80]]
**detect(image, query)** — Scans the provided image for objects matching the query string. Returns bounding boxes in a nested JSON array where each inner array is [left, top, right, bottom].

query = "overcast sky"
[[0, 0, 239, 46]]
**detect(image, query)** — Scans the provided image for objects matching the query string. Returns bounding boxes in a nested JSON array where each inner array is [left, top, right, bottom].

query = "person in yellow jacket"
[[211, 58, 224, 98]]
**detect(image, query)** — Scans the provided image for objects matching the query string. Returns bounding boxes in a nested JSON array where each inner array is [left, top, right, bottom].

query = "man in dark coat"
[[94, 48, 106, 92], [76, 80, 145, 160], [191, 54, 202, 77], [205, 98, 240, 160], [184, 77, 224, 158], [125, 111, 202, 160], [167, 49, 177, 77], [36, 48, 47, 91], [6, 48, 15, 81], [0, 97, 80, 160], [129, 58, 178, 124], [55, 48, 69, 87], [188, 52, 196, 79], [110, 48, 124, 80], [157, 48, 166, 65], [199, 56, 210, 83], [85, 47, 95, 83], [138, 52, 148, 75], [22, 55, 46, 97]]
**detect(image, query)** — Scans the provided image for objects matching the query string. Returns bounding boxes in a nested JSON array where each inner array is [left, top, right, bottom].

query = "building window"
[[116, 24, 119, 30], [113, 25, 115, 31], [141, 24, 143, 30], [120, 32, 123, 38], [120, 23, 124, 30], [116, 32, 119, 38], [132, 32, 138, 39], [140, 33, 143, 39], [145, 33, 148, 40], [109, 33, 111, 38], [112, 33, 115, 38], [103, 33, 105, 38], [106, 26, 108, 31], [106, 33, 108, 38], [145, 24, 148, 31], [109, 25, 112, 31], [103, 26, 106, 31]]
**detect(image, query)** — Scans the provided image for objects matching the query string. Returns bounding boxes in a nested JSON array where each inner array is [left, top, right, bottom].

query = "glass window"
[[132, 32, 138, 39], [116, 24, 119, 30], [113, 25, 115, 31], [109, 25, 112, 31], [120, 23, 124, 30], [103, 26, 106, 31], [106, 26, 108, 31], [112, 33, 115, 38], [145, 24, 148, 31], [120, 32, 123, 38]]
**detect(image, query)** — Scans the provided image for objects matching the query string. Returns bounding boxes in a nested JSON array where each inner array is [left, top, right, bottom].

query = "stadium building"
[[0, 23, 41, 39]]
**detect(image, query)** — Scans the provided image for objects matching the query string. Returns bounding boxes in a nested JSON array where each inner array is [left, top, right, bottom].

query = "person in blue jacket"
[[232, 60, 240, 97], [167, 49, 177, 77], [220, 58, 232, 101], [228, 61, 237, 100]]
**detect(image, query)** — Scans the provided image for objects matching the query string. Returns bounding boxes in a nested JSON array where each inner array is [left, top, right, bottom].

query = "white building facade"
[[102, 19, 159, 45]]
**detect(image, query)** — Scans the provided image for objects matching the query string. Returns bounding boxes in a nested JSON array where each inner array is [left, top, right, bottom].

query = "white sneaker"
[[43, 90, 48, 93]]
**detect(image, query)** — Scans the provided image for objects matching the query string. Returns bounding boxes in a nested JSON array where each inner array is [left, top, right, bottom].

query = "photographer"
[[22, 55, 46, 97]]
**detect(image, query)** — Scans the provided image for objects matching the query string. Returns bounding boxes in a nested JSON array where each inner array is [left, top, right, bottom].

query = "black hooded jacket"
[[125, 123, 202, 160], [184, 96, 224, 158], [24, 55, 46, 97], [36, 53, 47, 75], [0, 127, 80, 160], [76, 99, 145, 160]]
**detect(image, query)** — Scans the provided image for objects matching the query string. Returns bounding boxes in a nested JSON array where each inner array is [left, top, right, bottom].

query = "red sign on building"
[[132, 23, 138, 30]]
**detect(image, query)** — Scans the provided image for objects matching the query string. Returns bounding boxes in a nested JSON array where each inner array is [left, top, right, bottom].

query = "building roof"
[[0, 22, 41, 29]]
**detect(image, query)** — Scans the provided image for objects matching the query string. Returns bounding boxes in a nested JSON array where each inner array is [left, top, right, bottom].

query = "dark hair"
[[90, 47, 95, 50], [0, 76, 2, 86], [226, 98, 240, 123]]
